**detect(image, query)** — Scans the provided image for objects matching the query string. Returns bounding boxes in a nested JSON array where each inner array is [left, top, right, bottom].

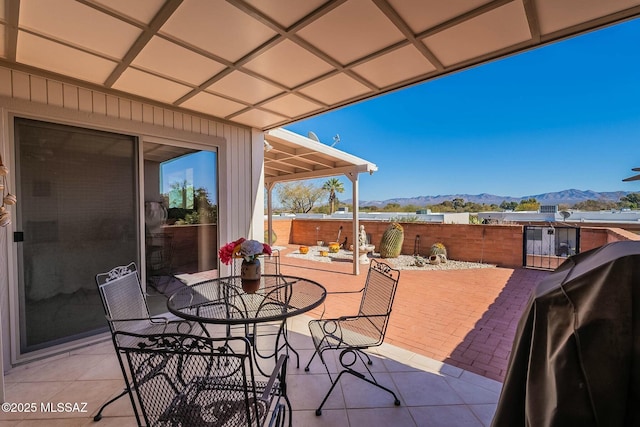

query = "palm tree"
[[322, 178, 344, 214]]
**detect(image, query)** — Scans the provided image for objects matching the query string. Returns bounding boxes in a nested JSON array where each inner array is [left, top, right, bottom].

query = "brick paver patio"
[[279, 246, 550, 382], [0, 246, 548, 426]]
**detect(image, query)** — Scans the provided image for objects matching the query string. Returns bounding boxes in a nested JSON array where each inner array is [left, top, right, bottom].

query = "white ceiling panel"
[[16, 31, 116, 84], [388, 0, 493, 34], [243, 0, 329, 28], [231, 108, 288, 129], [261, 94, 323, 118], [352, 44, 437, 89], [536, 0, 640, 35], [180, 91, 246, 118], [91, 0, 165, 24], [19, 0, 141, 58], [423, 1, 531, 67], [207, 71, 284, 104], [297, 0, 404, 65], [132, 36, 226, 86], [160, 0, 276, 63], [243, 39, 334, 89], [112, 68, 191, 104], [300, 73, 372, 105], [3, 0, 638, 130]]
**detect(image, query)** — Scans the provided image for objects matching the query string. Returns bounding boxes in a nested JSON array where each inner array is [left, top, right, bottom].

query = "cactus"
[[264, 229, 277, 245], [430, 242, 447, 257], [430, 242, 447, 263], [379, 223, 404, 258]]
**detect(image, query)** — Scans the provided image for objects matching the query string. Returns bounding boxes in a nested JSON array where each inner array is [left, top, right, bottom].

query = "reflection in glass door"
[[14, 118, 137, 353], [143, 142, 218, 291]]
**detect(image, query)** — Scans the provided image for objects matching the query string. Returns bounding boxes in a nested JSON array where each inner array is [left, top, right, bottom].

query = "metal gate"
[[523, 226, 580, 270]]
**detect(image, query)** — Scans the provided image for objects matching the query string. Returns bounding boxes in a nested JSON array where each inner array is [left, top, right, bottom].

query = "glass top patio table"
[[167, 274, 327, 325]]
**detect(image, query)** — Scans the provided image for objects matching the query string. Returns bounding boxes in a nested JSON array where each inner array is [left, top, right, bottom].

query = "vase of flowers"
[[219, 238, 272, 293], [240, 258, 261, 293]]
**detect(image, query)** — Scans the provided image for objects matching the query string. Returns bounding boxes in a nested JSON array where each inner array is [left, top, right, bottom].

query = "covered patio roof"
[[264, 127, 377, 185], [2, 0, 639, 131], [264, 127, 378, 275]]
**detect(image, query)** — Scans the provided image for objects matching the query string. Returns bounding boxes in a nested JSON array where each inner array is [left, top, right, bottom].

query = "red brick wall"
[[580, 226, 640, 251], [606, 227, 640, 242], [579, 227, 609, 252], [286, 219, 524, 267], [269, 219, 640, 268], [267, 218, 293, 245]]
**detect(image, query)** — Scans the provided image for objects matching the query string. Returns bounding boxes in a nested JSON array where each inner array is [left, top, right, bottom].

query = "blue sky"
[[161, 151, 217, 206], [285, 17, 640, 203]]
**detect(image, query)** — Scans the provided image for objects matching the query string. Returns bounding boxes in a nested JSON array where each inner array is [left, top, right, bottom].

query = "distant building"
[[273, 211, 470, 224], [478, 206, 640, 233]]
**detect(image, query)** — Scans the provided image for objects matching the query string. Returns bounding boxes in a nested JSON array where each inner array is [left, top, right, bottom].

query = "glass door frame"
[[5, 117, 220, 365], [138, 135, 219, 289]]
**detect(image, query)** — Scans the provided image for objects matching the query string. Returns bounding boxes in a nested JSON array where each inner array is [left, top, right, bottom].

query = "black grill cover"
[[492, 241, 640, 427]]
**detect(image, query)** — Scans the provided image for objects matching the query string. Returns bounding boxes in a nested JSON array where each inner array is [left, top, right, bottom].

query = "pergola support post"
[[347, 170, 359, 275], [266, 182, 275, 246]]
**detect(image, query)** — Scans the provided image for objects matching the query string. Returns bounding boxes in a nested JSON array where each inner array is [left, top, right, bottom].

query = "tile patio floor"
[[0, 246, 549, 426]]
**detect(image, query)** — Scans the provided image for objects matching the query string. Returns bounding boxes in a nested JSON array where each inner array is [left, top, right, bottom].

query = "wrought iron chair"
[[115, 332, 289, 427], [262, 248, 281, 276], [94, 262, 207, 422], [304, 259, 401, 415]]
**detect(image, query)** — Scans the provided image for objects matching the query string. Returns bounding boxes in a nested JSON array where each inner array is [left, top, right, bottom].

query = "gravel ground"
[[285, 246, 495, 270]]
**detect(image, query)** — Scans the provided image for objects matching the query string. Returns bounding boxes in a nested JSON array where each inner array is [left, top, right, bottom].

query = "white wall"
[[0, 67, 264, 371]]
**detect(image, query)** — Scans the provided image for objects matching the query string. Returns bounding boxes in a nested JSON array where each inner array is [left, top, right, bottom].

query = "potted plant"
[[219, 238, 271, 293]]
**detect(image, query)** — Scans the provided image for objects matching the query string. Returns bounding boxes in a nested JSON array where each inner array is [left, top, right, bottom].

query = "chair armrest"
[[318, 287, 364, 318], [336, 313, 388, 322], [106, 316, 197, 334], [315, 314, 389, 347], [325, 287, 364, 296], [107, 316, 167, 324], [260, 354, 287, 403]]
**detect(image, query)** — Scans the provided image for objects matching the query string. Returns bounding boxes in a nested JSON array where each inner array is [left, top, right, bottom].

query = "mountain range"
[[353, 189, 633, 207]]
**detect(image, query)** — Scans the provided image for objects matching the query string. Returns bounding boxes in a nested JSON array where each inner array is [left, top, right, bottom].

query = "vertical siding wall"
[[0, 66, 257, 247], [0, 67, 260, 368]]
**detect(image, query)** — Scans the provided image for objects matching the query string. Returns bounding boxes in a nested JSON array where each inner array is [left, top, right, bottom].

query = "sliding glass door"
[[143, 141, 218, 291], [14, 118, 138, 353], [11, 119, 218, 356]]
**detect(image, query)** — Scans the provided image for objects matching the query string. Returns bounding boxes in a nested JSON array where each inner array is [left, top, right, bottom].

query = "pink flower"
[[218, 238, 271, 265], [262, 243, 272, 256], [218, 238, 245, 265]]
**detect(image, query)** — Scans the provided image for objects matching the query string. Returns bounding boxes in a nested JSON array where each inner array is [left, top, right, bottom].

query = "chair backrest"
[[262, 248, 281, 276], [96, 262, 150, 332], [232, 249, 281, 276], [358, 259, 401, 340], [115, 332, 265, 427]]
